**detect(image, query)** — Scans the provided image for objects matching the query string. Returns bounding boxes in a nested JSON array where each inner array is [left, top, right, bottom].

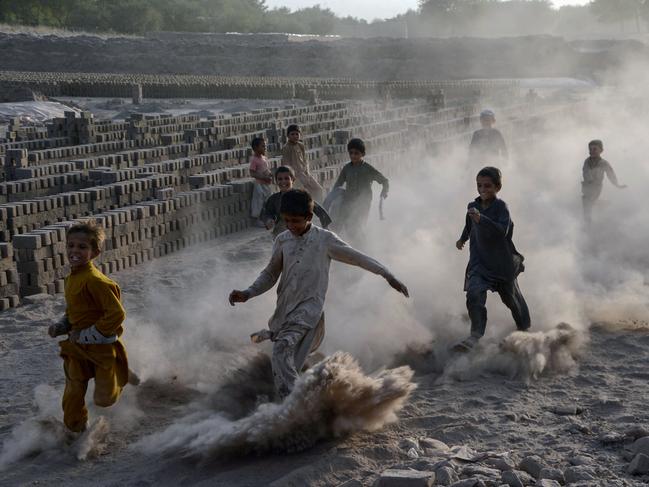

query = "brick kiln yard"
[[0, 80, 648, 487]]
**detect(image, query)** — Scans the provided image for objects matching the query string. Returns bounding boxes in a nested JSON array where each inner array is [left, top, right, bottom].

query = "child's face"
[[254, 140, 267, 155], [282, 213, 312, 236], [480, 115, 495, 128], [288, 131, 301, 143], [589, 144, 603, 158], [349, 149, 364, 164], [476, 176, 500, 202], [276, 172, 294, 192], [67, 233, 100, 270]]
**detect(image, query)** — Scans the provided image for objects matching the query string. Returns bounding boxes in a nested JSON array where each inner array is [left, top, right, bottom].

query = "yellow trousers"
[[60, 340, 128, 432]]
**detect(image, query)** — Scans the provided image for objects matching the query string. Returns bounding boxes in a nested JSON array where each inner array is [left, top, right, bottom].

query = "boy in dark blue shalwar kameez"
[[454, 166, 530, 351]]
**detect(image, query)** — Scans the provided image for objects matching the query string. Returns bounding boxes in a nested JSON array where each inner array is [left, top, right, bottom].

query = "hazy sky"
[[264, 0, 591, 21]]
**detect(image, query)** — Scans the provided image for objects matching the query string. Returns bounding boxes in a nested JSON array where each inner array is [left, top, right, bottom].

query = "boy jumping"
[[229, 189, 409, 398], [454, 167, 530, 351], [48, 221, 132, 433], [581, 139, 626, 225]]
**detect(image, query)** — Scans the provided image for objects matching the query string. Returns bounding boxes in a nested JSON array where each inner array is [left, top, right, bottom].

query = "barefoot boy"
[[229, 189, 408, 398], [454, 167, 530, 351], [331, 138, 389, 242], [281, 124, 324, 201], [48, 221, 131, 432], [249, 137, 273, 223], [581, 139, 627, 225], [260, 166, 332, 238]]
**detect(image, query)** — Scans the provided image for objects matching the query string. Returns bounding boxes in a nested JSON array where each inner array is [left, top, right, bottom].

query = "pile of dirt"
[[0, 32, 645, 81]]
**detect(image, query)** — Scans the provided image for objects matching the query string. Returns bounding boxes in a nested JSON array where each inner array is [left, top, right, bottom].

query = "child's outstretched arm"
[[370, 166, 390, 198], [604, 162, 627, 189], [457, 210, 472, 250], [229, 239, 283, 305], [327, 234, 409, 297]]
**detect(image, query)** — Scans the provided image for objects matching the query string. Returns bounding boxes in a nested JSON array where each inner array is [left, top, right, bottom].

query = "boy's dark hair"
[[477, 166, 502, 188], [588, 139, 603, 149], [347, 138, 366, 155], [286, 124, 301, 135], [280, 189, 314, 217], [251, 137, 265, 150], [275, 165, 295, 180], [67, 220, 105, 252]]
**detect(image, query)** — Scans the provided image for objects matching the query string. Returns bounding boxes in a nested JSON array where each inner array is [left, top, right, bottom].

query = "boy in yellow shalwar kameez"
[[48, 221, 131, 433]]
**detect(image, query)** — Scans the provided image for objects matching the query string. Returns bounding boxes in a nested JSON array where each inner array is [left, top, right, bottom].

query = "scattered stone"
[[407, 448, 420, 459], [539, 467, 564, 484], [338, 480, 363, 487], [631, 436, 649, 457], [461, 465, 501, 478], [504, 413, 518, 422], [401, 438, 420, 452], [500, 470, 523, 487], [598, 432, 625, 445], [536, 480, 561, 487], [449, 479, 484, 487], [484, 456, 515, 471], [419, 438, 449, 452], [563, 465, 596, 483], [551, 405, 582, 416], [435, 466, 459, 486], [449, 445, 477, 462], [625, 426, 649, 441], [628, 453, 649, 475], [374, 469, 435, 487], [567, 454, 593, 466], [519, 455, 546, 478]]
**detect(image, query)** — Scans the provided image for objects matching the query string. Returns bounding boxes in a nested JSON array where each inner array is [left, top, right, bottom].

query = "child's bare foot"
[[250, 329, 272, 343]]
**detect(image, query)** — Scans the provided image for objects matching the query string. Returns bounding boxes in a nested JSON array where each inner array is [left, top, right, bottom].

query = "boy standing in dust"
[[47, 221, 132, 433], [581, 139, 627, 225], [469, 109, 508, 163], [454, 167, 530, 352], [249, 137, 273, 224], [229, 190, 409, 398], [281, 124, 324, 201], [331, 138, 389, 242]]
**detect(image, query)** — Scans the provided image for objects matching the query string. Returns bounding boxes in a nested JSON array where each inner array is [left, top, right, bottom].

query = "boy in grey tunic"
[[332, 138, 389, 241], [229, 189, 409, 398], [581, 140, 627, 224], [454, 166, 530, 351]]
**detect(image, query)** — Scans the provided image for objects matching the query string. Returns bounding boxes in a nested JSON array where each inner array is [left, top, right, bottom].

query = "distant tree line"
[[0, 0, 648, 37]]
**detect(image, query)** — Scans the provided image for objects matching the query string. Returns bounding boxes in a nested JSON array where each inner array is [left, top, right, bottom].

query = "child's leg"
[[466, 288, 488, 338], [271, 324, 312, 399], [93, 359, 123, 408], [294, 314, 325, 371], [62, 356, 93, 432], [497, 279, 531, 331]]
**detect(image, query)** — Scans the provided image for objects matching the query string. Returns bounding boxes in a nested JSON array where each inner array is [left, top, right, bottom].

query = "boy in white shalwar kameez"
[[229, 189, 409, 398]]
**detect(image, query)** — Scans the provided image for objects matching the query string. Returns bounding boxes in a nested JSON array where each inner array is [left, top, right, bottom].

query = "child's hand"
[[380, 189, 388, 199], [456, 239, 465, 250], [264, 220, 274, 230], [68, 329, 80, 343], [386, 275, 409, 298], [47, 324, 58, 338], [468, 207, 480, 223], [229, 290, 250, 306]]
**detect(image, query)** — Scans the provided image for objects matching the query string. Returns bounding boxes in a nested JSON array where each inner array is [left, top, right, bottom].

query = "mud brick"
[[8, 295, 19, 307], [13, 234, 42, 249]]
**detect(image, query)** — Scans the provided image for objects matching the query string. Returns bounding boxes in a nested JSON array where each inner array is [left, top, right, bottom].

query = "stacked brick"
[[0, 242, 19, 309]]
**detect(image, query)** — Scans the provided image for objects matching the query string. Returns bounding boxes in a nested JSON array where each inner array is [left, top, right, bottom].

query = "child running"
[[281, 124, 324, 201], [581, 139, 627, 225], [249, 137, 273, 224], [469, 109, 508, 163], [260, 166, 332, 238], [229, 189, 409, 398], [454, 167, 530, 352], [48, 221, 133, 433], [331, 138, 389, 242]]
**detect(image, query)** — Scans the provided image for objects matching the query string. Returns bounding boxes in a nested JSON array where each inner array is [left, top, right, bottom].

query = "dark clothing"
[[469, 128, 508, 161], [459, 197, 529, 337], [459, 197, 523, 288], [332, 161, 389, 238], [465, 274, 530, 338], [260, 191, 331, 237]]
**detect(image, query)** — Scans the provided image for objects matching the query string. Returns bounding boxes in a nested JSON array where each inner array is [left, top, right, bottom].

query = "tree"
[[590, 0, 646, 32]]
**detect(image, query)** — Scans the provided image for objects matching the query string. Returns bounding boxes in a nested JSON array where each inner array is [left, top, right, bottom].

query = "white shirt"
[[246, 225, 391, 332]]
